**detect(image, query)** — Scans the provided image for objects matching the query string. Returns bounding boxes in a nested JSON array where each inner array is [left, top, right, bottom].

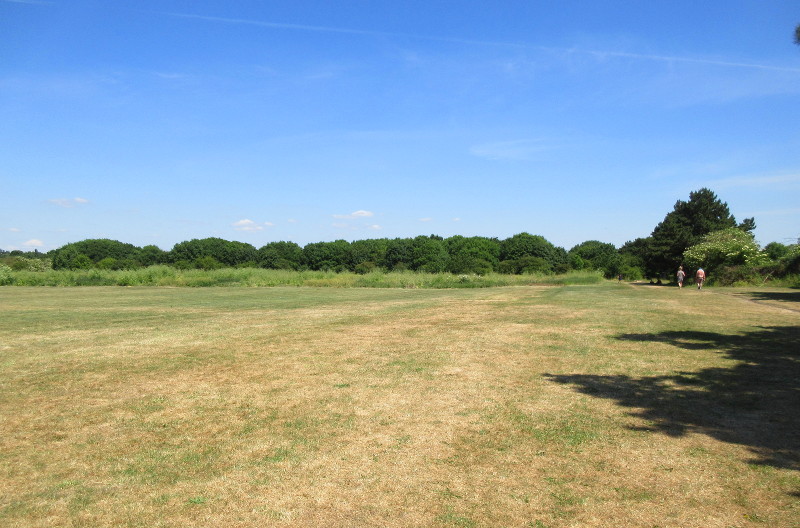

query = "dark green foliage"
[[52, 239, 141, 269], [385, 238, 413, 271], [737, 217, 756, 232], [72, 254, 94, 270], [194, 256, 223, 270], [301, 240, 352, 271], [444, 236, 500, 275], [354, 261, 378, 274], [52, 247, 92, 270], [568, 240, 621, 279], [258, 241, 303, 270], [139, 245, 168, 266], [498, 256, 552, 274], [170, 238, 257, 268], [96, 257, 119, 270], [645, 188, 739, 277], [764, 242, 790, 261], [410, 235, 448, 273], [499, 232, 567, 274], [784, 246, 800, 275], [173, 260, 193, 270], [350, 238, 389, 270]]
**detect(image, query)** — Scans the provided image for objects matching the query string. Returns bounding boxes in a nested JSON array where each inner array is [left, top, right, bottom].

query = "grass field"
[[1, 283, 798, 527]]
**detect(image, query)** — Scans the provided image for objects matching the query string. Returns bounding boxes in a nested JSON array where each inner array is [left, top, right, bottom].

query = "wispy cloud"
[[165, 12, 800, 74], [419, 217, 433, 222], [333, 210, 374, 219], [706, 173, 800, 190], [579, 48, 800, 74], [165, 13, 389, 38], [23, 239, 44, 247], [48, 197, 89, 208]]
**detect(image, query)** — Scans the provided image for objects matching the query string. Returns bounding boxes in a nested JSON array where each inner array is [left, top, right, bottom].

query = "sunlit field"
[[1, 283, 798, 527]]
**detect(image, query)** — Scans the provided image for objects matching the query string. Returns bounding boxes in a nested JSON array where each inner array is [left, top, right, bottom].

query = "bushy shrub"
[[354, 261, 377, 275], [0, 264, 12, 285], [683, 228, 767, 272], [96, 257, 119, 270], [194, 256, 223, 270], [5, 257, 51, 272]]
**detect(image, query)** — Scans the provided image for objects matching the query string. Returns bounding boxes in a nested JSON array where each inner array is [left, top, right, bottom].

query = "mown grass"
[[0, 283, 797, 527], [2, 265, 603, 288]]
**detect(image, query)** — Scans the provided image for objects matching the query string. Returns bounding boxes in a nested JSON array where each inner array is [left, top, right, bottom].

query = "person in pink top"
[[695, 268, 706, 290]]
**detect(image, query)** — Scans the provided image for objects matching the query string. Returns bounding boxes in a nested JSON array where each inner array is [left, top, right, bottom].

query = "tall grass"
[[3, 265, 605, 288]]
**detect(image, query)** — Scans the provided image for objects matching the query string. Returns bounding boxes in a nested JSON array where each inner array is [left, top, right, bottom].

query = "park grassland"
[[0, 283, 798, 527]]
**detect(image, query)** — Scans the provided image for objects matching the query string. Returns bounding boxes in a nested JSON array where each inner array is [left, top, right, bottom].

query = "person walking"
[[695, 268, 706, 290], [676, 266, 685, 288]]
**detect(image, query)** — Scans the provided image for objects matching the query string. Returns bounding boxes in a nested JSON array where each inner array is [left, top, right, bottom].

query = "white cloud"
[[232, 219, 264, 231], [7, 227, 21, 232], [48, 197, 90, 208], [419, 217, 433, 222], [333, 210, 374, 219], [368, 224, 382, 230], [452, 218, 461, 222], [23, 239, 44, 247]]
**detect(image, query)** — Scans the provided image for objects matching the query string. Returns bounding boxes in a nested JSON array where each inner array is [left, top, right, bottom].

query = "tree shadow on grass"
[[545, 326, 800, 470], [738, 290, 800, 306]]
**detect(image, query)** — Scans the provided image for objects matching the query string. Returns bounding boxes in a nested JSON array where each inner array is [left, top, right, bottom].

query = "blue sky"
[[2, 0, 799, 252]]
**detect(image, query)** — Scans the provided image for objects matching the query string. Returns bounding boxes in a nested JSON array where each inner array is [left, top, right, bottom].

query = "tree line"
[[2, 188, 798, 284]]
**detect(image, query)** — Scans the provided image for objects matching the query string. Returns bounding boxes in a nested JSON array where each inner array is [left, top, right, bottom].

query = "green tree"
[[170, 238, 257, 268], [568, 240, 621, 278], [96, 257, 120, 270], [138, 245, 168, 266], [52, 247, 93, 270], [51, 239, 141, 269], [301, 240, 352, 271], [385, 238, 413, 271], [499, 233, 566, 274], [258, 241, 303, 270], [350, 238, 390, 270], [410, 235, 448, 273], [764, 242, 790, 261], [194, 256, 223, 270], [646, 189, 748, 277], [444, 235, 500, 274]]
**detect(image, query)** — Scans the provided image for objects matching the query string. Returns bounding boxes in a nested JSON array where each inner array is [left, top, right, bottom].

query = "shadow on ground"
[[737, 290, 800, 305], [545, 326, 800, 470]]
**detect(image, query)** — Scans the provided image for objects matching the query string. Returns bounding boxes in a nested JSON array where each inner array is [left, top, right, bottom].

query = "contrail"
[[165, 12, 800, 73]]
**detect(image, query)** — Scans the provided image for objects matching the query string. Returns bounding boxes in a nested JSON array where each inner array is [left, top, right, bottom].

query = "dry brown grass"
[[0, 284, 798, 527]]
